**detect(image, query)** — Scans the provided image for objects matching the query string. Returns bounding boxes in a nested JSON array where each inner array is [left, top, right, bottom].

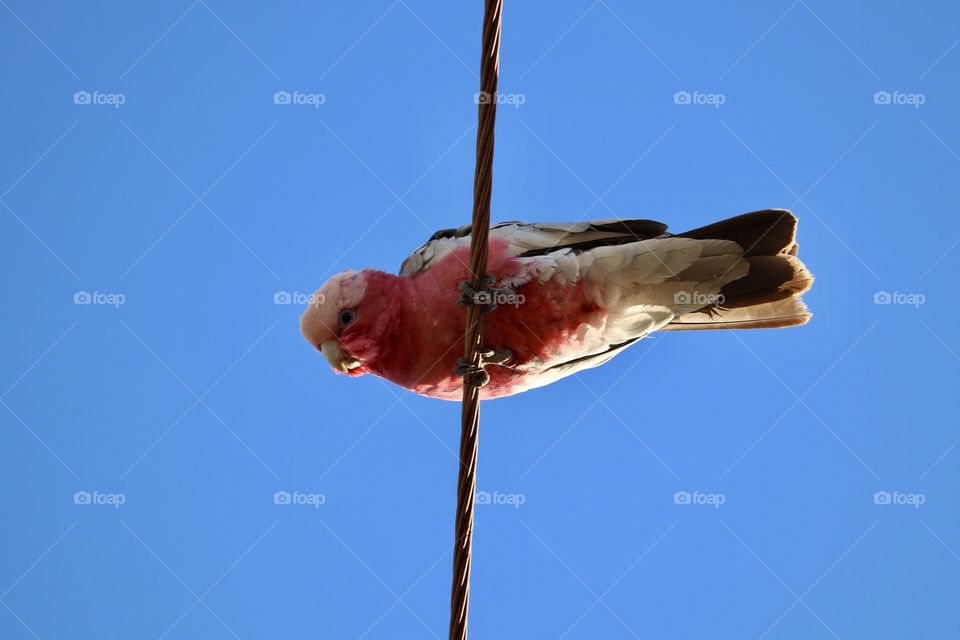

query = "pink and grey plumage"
[[301, 209, 814, 400]]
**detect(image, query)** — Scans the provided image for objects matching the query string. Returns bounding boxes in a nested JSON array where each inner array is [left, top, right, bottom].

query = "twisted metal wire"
[[450, 1, 502, 638]]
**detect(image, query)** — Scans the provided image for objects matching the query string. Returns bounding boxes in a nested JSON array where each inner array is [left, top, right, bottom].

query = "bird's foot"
[[457, 275, 516, 313], [455, 347, 513, 388]]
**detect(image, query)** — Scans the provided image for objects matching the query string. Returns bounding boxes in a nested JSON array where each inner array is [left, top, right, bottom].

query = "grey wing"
[[398, 218, 669, 276]]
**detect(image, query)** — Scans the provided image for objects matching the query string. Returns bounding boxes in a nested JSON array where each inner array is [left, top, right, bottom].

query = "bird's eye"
[[338, 308, 356, 326]]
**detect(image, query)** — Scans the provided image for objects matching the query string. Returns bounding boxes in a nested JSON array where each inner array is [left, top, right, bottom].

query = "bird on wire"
[[301, 209, 813, 400]]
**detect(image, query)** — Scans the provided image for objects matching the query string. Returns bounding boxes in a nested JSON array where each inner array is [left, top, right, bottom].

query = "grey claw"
[[454, 347, 513, 387]]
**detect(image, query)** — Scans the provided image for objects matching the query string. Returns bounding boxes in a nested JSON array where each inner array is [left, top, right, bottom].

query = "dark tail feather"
[[668, 209, 813, 330], [719, 254, 813, 309], [680, 208, 798, 256]]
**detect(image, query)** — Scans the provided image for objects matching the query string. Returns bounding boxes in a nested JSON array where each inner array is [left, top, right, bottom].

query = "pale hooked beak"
[[320, 341, 362, 373]]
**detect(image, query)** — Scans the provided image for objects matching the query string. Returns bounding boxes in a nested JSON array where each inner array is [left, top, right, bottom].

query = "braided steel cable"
[[449, 1, 502, 638]]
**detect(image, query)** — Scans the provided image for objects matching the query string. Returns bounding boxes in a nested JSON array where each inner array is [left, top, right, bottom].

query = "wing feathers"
[[399, 219, 669, 276]]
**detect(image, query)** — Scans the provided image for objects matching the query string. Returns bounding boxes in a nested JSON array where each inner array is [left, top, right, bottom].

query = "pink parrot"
[[300, 209, 813, 400]]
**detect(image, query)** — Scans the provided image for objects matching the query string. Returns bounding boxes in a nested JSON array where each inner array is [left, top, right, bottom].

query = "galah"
[[301, 209, 813, 400]]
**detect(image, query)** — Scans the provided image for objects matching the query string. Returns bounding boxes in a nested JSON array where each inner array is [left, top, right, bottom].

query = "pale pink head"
[[300, 269, 396, 377]]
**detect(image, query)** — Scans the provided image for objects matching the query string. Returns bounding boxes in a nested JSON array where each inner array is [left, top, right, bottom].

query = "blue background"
[[2, 1, 959, 638]]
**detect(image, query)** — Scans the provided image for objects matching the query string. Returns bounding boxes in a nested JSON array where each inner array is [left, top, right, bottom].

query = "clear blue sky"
[[2, 1, 959, 638]]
